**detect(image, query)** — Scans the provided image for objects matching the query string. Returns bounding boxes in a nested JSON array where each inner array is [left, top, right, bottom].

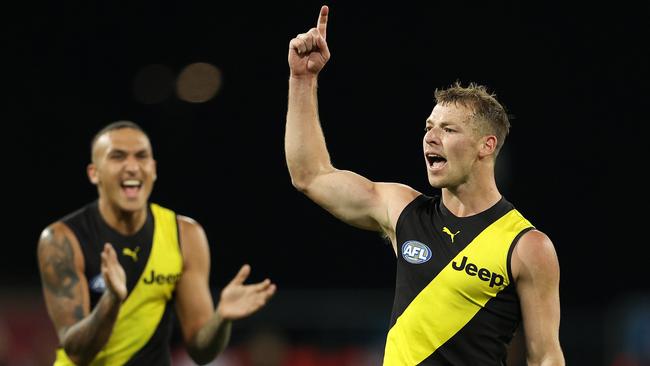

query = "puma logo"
[[122, 246, 140, 262], [442, 227, 460, 243]]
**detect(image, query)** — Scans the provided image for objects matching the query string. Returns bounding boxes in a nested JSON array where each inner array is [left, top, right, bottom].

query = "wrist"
[[105, 289, 124, 306], [215, 304, 231, 321], [289, 74, 318, 83]]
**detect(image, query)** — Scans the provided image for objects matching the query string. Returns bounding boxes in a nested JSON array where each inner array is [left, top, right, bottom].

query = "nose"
[[124, 155, 140, 173], [424, 128, 441, 145]]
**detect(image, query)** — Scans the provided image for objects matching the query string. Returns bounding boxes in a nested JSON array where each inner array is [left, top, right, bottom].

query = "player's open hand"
[[101, 243, 127, 301], [217, 264, 276, 320], [288, 5, 330, 77]]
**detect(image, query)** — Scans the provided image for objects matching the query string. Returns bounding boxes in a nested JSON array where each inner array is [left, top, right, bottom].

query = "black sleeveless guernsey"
[[54, 201, 182, 366], [383, 195, 534, 366]]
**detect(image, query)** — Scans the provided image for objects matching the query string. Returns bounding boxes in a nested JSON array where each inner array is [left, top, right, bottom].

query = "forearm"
[[61, 291, 122, 365], [285, 75, 334, 189], [527, 345, 565, 366], [527, 355, 565, 366], [186, 312, 232, 365]]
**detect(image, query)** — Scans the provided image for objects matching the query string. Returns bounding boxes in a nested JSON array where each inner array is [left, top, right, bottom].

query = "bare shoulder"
[[511, 229, 560, 281], [376, 182, 421, 200], [373, 183, 422, 248], [375, 183, 421, 218], [177, 215, 207, 238], [38, 221, 77, 246], [37, 221, 84, 271], [176, 215, 210, 259], [177, 214, 201, 228]]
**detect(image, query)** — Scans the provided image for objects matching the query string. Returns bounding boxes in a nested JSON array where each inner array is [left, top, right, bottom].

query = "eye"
[[108, 152, 126, 160], [424, 126, 432, 132], [443, 127, 455, 133]]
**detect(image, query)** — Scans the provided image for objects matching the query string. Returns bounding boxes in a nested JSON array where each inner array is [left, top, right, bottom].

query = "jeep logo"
[[451, 256, 504, 288], [143, 270, 181, 285]]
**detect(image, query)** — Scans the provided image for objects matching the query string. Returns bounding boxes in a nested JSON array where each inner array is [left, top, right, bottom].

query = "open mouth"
[[121, 179, 142, 198], [426, 154, 447, 170]]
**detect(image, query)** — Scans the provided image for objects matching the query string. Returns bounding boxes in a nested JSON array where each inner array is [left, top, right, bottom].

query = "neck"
[[441, 170, 501, 217], [98, 198, 147, 236]]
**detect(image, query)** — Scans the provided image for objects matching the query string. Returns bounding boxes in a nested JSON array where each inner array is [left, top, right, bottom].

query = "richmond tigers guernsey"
[[54, 201, 183, 366], [383, 194, 534, 366]]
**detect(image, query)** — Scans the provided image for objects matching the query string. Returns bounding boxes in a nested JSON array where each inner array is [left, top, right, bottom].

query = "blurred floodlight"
[[132, 64, 175, 104], [176, 62, 222, 103]]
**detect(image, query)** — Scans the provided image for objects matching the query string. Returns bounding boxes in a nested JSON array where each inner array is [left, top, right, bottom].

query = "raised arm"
[[37, 222, 126, 365], [512, 230, 565, 366], [285, 5, 418, 244], [174, 216, 276, 365]]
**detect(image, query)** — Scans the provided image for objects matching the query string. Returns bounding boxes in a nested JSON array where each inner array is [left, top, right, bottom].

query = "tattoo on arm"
[[74, 305, 84, 321], [40, 230, 80, 299]]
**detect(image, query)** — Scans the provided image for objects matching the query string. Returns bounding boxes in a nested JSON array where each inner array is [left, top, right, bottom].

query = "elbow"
[[62, 346, 91, 366], [184, 328, 229, 366], [290, 175, 311, 193], [288, 164, 333, 193], [186, 346, 223, 366], [60, 329, 101, 366], [188, 353, 212, 366], [287, 166, 314, 193]]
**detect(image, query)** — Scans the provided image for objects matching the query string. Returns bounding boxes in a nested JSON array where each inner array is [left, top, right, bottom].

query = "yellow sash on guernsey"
[[383, 209, 532, 365], [55, 204, 182, 366]]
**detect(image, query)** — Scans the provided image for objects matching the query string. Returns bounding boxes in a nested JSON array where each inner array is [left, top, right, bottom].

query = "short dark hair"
[[90, 120, 149, 158], [434, 82, 510, 154]]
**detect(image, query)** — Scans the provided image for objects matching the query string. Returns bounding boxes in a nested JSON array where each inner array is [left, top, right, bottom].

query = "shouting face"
[[423, 103, 493, 189], [88, 127, 156, 213]]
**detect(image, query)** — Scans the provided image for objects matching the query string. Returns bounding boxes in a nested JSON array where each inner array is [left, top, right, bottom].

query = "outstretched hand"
[[101, 243, 127, 301], [288, 5, 330, 77], [217, 264, 276, 320]]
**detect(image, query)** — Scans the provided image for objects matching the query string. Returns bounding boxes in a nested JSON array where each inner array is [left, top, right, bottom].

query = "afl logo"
[[89, 274, 106, 293], [401, 241, 432, 264]]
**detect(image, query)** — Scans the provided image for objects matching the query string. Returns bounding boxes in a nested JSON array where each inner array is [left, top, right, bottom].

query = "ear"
[[479, 135, 497, 158], [153, 159, 157, 181], [87, 163, 99, 185]]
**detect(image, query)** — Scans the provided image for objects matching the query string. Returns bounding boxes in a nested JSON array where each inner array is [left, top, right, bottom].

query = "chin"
[[427, 175, 445, 189], [118, 199, 148, 213]]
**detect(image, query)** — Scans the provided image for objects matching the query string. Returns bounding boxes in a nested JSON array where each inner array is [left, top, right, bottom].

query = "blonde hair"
[[434, 82, 510, 154]]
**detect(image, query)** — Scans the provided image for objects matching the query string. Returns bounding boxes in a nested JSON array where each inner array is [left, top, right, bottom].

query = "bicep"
[[37, 223, 89, 341], [303, 169, 418, 235], [174, 217, 215, 344], [513, 230, 563, 362]]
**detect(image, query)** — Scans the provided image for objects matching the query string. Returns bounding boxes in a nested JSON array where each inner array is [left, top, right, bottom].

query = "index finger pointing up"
[[317, 5, 329, 40]]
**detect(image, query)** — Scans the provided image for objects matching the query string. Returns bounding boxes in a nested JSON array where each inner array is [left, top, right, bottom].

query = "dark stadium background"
[[3, 1, 648, 365]]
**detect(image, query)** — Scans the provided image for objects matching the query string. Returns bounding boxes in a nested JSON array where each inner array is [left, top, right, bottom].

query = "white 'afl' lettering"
[[401, 240, 432, 264]]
